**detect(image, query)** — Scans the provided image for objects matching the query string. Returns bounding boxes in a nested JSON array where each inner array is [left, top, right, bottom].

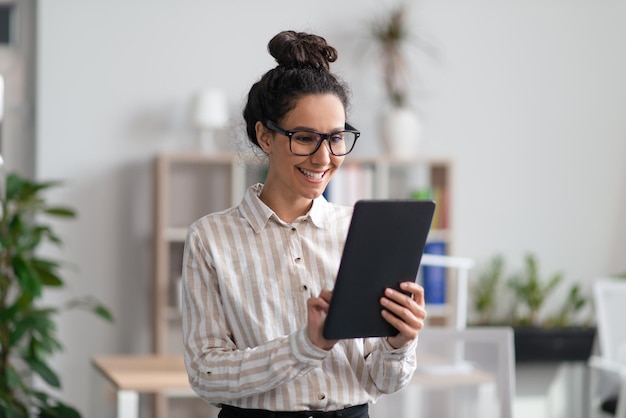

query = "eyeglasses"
[[264, 120, 360, 156]]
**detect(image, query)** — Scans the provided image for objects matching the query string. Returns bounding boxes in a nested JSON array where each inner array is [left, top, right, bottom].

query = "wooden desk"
[[92, 355, 194, 418]]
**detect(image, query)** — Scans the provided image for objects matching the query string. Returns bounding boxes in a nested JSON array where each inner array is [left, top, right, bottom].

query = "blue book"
[[423, 241, 447, 304]]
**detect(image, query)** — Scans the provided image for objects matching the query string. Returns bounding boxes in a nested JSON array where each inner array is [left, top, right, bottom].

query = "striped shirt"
[[182, 183, 417, 411]]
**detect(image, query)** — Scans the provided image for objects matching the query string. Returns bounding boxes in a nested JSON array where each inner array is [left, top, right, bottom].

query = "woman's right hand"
[[306, 288, 338, 351]]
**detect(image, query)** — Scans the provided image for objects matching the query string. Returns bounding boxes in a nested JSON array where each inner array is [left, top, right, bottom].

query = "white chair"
[[589, 278, 626, 418], [370, 326, 516, 418]]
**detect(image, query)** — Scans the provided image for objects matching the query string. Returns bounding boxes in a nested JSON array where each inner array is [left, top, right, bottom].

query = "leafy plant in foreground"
[[0, 172, 113, 417]]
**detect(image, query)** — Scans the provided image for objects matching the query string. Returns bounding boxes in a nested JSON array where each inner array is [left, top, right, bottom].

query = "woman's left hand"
[[380, 281, 427, 349]]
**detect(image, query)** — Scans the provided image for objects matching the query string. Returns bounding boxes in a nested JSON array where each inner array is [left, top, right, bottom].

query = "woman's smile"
[[297, 166, 329, 181]]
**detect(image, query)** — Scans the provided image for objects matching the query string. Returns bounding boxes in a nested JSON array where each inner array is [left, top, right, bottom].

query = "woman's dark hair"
[[243, 30, 352, 148]]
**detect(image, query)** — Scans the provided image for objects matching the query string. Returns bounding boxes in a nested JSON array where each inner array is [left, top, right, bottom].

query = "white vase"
[[380, 107, 422, 158]]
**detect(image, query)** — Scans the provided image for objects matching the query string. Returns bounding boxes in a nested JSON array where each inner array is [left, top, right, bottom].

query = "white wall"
[[0, 0, 36, 177], [37, 0, 626, 414]]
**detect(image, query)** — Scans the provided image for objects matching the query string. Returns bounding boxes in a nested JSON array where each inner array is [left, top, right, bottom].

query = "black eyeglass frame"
[[264, 120, 361, 156]]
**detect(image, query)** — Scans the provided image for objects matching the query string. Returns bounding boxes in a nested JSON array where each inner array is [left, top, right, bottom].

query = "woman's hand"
[[306, 289, 338, 351], [380, 281, 427, 349]]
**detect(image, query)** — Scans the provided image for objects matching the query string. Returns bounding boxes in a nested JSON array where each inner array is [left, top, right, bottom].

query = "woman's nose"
[[309, 139, 333, 164]]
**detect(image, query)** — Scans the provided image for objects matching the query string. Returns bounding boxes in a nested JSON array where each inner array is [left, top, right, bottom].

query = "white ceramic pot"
[[380, 107, 422, 158]]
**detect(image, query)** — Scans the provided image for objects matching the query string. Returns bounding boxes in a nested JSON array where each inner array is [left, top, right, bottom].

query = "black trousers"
[[218, 403, 369, 418]]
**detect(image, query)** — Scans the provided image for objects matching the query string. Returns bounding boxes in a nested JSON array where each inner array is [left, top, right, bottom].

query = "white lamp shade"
[[193, 89, 228, 129]]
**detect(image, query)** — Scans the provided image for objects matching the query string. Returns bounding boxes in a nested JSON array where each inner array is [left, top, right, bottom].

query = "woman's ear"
[[255, 121, 272, 154]]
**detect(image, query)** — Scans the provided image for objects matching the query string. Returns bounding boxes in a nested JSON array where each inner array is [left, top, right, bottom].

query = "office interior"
[[2, 1, 625, 417]]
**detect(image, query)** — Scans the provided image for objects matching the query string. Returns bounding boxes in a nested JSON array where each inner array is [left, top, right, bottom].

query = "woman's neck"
[[259, 188, 313, 223]]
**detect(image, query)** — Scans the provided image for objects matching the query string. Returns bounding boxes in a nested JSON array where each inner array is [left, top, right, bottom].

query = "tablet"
[[322, 199, 436, 340]]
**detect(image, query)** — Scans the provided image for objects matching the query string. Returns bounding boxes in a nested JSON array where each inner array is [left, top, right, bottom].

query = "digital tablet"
[[322, 199, 436, 340]]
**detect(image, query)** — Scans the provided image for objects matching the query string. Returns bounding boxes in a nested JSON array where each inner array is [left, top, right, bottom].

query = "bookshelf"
[[151, 152, 453, 416], [326, 156, 452, 247]]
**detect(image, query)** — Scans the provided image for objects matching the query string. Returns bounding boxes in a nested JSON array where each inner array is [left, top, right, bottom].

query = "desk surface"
[[92, 355, 191, 392]]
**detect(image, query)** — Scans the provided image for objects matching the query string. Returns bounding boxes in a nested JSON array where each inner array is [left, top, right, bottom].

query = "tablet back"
[[323, 199, 435, 340]]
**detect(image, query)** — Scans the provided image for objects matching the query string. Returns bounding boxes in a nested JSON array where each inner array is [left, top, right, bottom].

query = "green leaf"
[[39, 403, 82, 418], [43, 207, 76, 218], [65, 296, 114, 322], [29, 331, 64, 356], [25, 357, 60, 388], [0, 403, 29, 418], [31, 259, 64, 287], [17, 179, 62, 203], [9, 320, 29, 346], [0, 302, 19, 323], [93, 304, 114, 322], [12, 255, 42, 297], [4, 365, 28, 393], [5, 173, 26, 201]]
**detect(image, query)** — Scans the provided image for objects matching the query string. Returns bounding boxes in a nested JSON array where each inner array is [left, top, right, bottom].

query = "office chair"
[[370, 327, 516, 418], [589, 278, 626, 418]]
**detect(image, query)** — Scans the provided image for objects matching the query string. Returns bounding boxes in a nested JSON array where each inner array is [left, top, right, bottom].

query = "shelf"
[[425, 304, 453, 318]]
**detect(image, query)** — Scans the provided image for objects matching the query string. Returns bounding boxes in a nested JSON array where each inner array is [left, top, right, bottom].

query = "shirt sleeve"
[[363, 336, 418, 394], [181, 226, 330, 403]]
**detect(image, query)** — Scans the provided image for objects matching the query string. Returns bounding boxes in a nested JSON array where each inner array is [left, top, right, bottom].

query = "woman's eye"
[[330, 134, 345, 143], [293, 134, 317, 144]]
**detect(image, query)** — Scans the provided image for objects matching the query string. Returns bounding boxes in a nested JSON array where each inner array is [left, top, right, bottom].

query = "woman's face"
[[258, 94, 347, 203]]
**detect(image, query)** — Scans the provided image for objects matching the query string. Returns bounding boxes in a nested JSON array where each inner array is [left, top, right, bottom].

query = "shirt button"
[[300, 284, 308, 292], [295, 257, 302, 263], [318, 392, 326, 400], [291, 227, 297, 232]]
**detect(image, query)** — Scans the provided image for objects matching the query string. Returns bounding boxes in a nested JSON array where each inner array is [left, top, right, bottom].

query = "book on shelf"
[[421, 240, 447, 304], [325, 163, 374, 206]]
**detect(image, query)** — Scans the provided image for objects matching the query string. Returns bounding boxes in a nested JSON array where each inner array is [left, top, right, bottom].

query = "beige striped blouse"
[[182, 184, 417, 412]]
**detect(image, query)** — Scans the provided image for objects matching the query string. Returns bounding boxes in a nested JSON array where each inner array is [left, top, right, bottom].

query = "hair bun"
[[268, 30, 338, 70]]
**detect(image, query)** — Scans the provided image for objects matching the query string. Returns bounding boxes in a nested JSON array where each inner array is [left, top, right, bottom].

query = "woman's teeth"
[[299, 168, 324, 179]]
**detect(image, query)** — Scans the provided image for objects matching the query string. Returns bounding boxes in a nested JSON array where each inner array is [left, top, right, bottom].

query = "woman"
[[182, 30, 427, 418]]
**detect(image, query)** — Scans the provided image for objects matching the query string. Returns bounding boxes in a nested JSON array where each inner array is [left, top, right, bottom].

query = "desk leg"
[[117, 391, 139, 418]]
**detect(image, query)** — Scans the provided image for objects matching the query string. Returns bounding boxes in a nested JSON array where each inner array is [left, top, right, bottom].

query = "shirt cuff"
[[289, 328, 329, 367], [382, 335, 418, 356]]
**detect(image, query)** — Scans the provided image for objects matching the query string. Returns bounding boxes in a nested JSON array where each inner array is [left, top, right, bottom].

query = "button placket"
[[288, 224, 303, 265], [288, 223, 308, 320]]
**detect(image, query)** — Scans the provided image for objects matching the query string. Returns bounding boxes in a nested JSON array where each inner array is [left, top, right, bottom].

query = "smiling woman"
[[180, 30, 428, 418]]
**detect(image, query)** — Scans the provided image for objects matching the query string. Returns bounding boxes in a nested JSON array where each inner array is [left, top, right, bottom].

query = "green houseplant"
[[507, 253, 564, 327], [0, 172, 113, 417], [470, 252, 595, 363], [470, 254, 505, 326]]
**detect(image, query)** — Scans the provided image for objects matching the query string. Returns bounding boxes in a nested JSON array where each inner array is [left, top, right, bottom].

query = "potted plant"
[[367, 2, 427, 157], [470, 254, 505, 326], [0, 172, 113, 417], [470, 252, 596, 363]]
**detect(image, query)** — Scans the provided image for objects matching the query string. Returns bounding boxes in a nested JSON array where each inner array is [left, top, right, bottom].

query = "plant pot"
[[514, 326, 596, 363], [380, 107, 422, 158]]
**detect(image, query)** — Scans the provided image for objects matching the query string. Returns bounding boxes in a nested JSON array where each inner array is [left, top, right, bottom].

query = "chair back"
[[593, 278, 626, 364], [370, 326, 516, 418]]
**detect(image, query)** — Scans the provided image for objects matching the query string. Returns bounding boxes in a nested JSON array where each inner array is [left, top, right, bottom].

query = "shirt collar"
[[239, 183, 332, 233]]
